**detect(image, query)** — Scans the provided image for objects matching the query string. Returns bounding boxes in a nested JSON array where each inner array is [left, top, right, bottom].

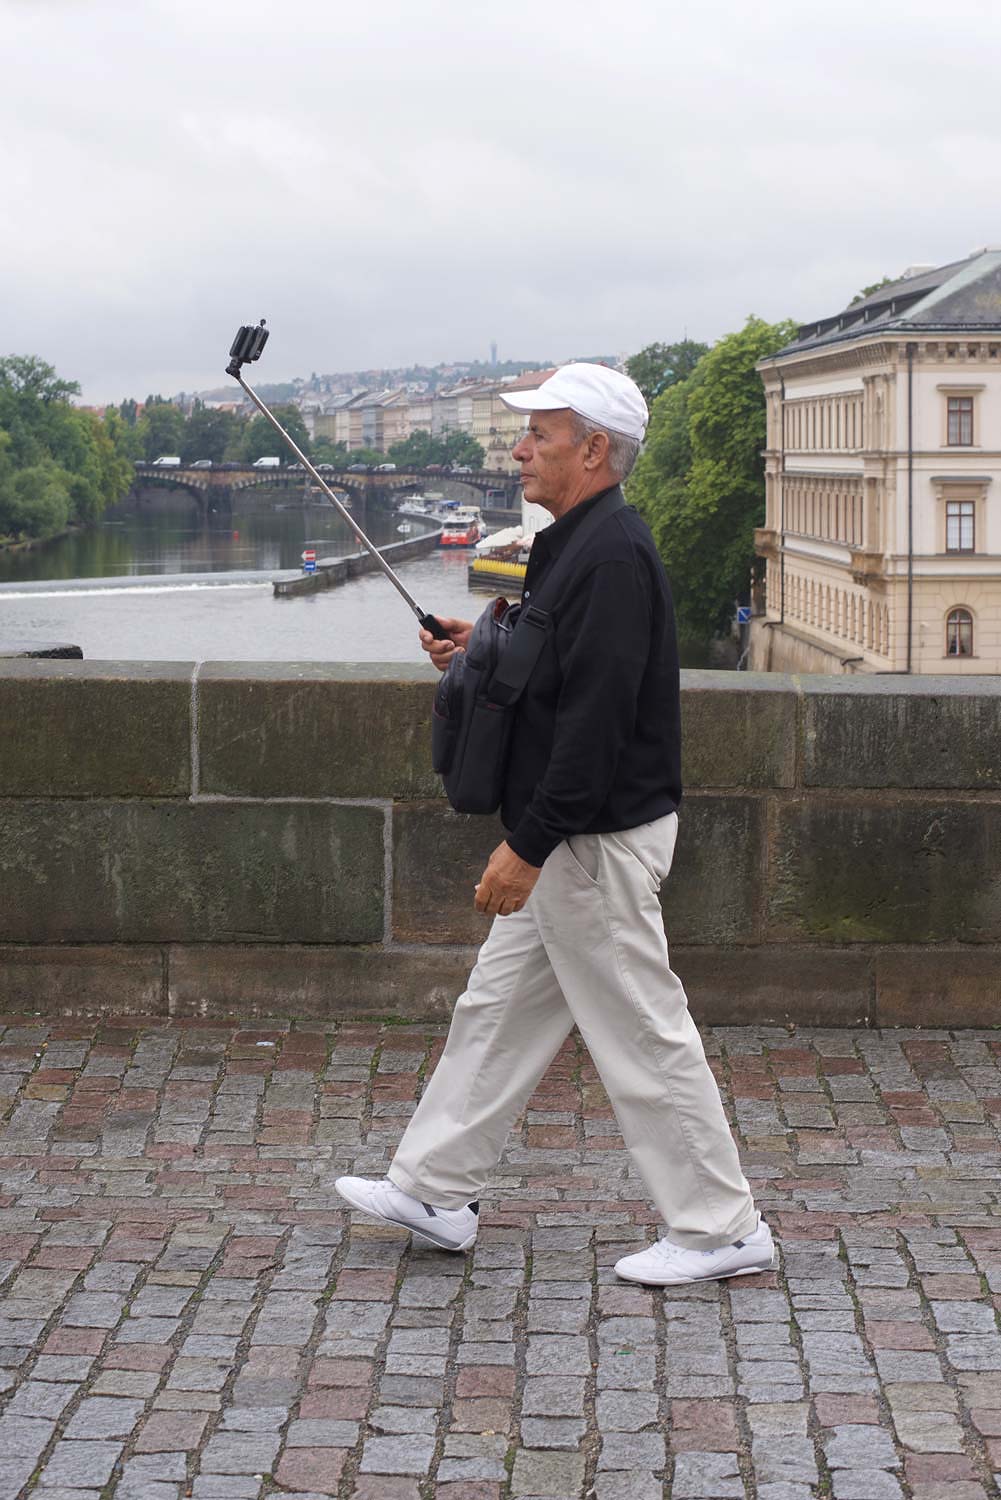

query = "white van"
[[152, 455, 181, 467], [253, 455, 280, 468]]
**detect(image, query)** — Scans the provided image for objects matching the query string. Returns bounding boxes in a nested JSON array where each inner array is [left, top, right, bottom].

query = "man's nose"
[[512, 435, 530, 460]]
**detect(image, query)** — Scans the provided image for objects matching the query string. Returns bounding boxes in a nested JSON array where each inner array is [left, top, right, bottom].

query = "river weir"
[[0, 496, 481, 662]]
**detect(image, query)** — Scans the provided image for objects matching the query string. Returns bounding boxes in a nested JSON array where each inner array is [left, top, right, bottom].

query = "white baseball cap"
[[499, 362, 648, 442]]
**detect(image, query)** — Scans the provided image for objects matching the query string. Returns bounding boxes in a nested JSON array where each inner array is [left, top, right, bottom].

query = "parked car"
[[253, 455, 280, 468], [190, 459, 213, 469], [375, 462, 397, 472], [152, 455, 181, 467], [450, 463, 472, 473], [218, 461, 242, 471], [425, 463, 444, 472], [287, 462, 304, 471], [347, 463, 368, 472], [316, 463, 335, 472]]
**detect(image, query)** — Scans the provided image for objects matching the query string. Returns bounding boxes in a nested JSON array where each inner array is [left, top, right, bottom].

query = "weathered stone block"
[[875, 949, 1001, 1027], [675, 946, 872, 1026], [663, 796, 765, 944], [392, 797, 763, 947], [0, 801, 383, 943], [803, 676, 1001, 790], [0, 946, 165, 1016], [167, 944, 475, 1020], [392, 802, 504, 944], [681, 671, 799, 789], [0, 661, 192, 797], [767, 798, 1001, 944], [197, 663, 441, 799]]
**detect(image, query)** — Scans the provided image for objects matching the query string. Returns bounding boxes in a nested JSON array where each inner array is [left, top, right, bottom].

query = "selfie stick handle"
[[232, 370, 450, 640]]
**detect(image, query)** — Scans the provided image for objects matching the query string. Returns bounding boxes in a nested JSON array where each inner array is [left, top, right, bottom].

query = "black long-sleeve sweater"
[[503, 484, 683, 868]]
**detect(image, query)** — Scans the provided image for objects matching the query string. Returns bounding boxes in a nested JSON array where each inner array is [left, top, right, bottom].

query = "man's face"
[[511, 409, 587, 514]]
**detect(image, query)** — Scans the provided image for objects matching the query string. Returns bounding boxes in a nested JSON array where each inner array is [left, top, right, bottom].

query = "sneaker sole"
[[335, 1180, 476, 1254], [615, 1255, 776, 1287]]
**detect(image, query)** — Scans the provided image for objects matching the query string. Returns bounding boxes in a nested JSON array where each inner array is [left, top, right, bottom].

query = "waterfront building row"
[[304, 368, 558, 470]]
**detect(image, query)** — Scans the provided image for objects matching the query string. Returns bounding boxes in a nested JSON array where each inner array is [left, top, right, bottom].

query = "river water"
[[0, 495, 484, 662], [0, 492, 713, 666]]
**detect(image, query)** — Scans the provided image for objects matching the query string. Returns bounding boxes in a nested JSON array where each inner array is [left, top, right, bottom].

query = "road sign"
[[736, 606, 752, 625], [302, 548, 316, 575]]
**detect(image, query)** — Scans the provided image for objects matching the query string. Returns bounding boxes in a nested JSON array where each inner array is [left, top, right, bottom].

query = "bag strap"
[[487, 487, 625, 708]]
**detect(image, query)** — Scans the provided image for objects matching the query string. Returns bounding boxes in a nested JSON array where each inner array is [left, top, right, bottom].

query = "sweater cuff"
[[506, 810, 561, 868]]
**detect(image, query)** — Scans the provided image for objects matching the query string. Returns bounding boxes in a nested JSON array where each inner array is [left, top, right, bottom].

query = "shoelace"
[[648, 1237, 683, 1261], [649, 1235, 753, 1261]]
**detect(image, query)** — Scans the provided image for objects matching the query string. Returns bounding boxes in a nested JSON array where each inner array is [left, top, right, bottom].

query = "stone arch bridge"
[[129, 465, 522, 513]]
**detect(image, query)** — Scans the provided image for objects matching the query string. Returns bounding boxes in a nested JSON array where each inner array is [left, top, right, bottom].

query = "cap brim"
[[498, 389, 570, 414]]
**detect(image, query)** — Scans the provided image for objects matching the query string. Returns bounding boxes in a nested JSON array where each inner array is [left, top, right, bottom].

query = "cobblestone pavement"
[[1, 1018, 1001, 1499]]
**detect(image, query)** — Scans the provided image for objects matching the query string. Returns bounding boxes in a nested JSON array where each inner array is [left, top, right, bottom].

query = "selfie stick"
[[226, 320, 449, 640]]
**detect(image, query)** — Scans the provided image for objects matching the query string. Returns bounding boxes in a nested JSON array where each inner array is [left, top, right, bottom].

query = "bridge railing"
[[1, 667, 999, 1026]]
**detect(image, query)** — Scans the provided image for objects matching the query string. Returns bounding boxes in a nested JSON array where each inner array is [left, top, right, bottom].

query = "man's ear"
[[582, 429, 610, 470]]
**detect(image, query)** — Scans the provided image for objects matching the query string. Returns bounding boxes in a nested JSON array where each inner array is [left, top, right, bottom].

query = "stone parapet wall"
[[2, 662, 1000, 1026]]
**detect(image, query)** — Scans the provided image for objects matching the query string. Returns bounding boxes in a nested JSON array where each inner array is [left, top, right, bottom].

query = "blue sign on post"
[[302, 548, 317, 575], [736, 606, 752, 625]]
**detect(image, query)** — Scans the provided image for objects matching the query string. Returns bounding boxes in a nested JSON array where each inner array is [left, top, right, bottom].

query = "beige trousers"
[[390, 812, 757, 1250]]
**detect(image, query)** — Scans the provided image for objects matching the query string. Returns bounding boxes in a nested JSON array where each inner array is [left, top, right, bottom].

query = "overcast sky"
[[3, 0, 1001, 404]]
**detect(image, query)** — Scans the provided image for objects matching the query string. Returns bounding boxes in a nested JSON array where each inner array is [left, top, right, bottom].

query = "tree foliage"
[[180, 403, 240, 465], [387, 429, 485, 469], [239, 404, 310, 464], [0, 356, 133, 541], [627, 316, 797, 638], [625, 340, 709, 406], [140, 398, 186, 462]]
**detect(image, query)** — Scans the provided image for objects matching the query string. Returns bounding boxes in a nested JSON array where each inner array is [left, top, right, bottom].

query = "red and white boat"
[[439, 507, 484, 547]]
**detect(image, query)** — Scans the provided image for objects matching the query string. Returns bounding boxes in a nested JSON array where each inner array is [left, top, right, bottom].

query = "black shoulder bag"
[[430, 488, 625, 815]]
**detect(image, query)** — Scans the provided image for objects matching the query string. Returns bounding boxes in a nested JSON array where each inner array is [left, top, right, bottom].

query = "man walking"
[[336, 364, 772, 1286]]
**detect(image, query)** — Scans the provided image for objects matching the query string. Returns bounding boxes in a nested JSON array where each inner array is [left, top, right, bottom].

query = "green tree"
[[311, 435, 348, 464], [181, 403, 240, 464], [240, 404, 310, 464], [0, 355, 78, 406], [140, 400, 186, 461], [388, 430, 438, 467], [443, 431, 485, 469], [0, 356, 133, 539], [103, 405, 143, 462], [627, 315, 796, 638], [341, 447, 385, 467], [0, 459, 74, 539], [388, 429, 485, 469], [625, 340, 709, 406]]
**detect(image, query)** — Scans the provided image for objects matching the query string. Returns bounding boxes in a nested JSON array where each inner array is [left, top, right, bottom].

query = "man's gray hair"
[[568, 411, 642, 481]]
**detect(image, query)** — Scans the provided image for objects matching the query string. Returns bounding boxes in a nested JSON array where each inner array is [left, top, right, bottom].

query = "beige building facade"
[[753, 250, 1001, 675]]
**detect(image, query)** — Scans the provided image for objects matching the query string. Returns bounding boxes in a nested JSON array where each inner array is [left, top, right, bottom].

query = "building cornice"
[[759, 334, 1001, 380]]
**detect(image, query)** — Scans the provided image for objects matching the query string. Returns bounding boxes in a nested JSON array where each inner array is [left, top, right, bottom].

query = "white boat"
[[397, 495, 432, 517]]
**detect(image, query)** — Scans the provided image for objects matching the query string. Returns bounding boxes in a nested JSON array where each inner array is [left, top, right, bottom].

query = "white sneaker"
[[614, 1217, 775, 1286], [334, 1175, 478, 1252]]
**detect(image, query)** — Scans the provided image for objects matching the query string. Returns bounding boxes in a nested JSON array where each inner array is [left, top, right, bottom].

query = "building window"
[[947, 396, 974, 445], [946, 608, 974, 657], [946, 500, 975, 552]]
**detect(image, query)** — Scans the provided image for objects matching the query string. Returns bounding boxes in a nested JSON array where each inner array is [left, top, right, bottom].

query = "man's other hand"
[[419, 615, 472, 671], [474, 841, 541, 917]]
